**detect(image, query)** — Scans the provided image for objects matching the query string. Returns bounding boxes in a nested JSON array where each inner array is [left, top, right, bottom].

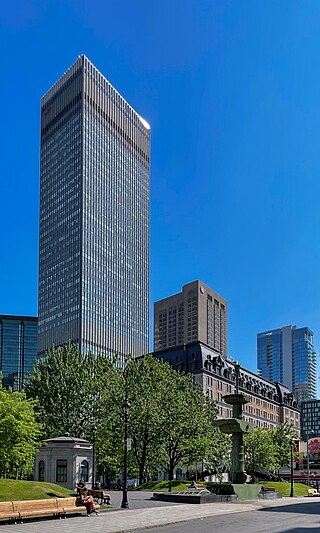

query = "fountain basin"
[[152, 492, 237, 504]]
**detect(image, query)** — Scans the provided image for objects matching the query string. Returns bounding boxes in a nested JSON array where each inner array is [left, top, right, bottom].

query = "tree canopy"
[[244, 423, 299, 474], [26, 343, 121, 439], [123, 355, 223, 484], [26, 345, 223, 484], [0, 389, 41, 478]]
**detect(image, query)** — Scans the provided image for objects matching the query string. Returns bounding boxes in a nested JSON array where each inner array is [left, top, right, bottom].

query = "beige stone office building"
[[154, 280, 228, 356]]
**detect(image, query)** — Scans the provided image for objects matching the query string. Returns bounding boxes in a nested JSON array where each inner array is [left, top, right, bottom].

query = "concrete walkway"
[[0, 496, 319, 533]]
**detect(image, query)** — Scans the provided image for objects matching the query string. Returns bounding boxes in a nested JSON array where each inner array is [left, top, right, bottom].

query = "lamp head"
[[122, 399, 131, 415]]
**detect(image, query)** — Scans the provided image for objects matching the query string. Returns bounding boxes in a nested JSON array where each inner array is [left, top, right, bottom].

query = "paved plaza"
[[0, 493, 320, 533]]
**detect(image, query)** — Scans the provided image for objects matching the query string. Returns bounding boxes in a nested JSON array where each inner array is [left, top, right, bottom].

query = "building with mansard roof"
[[153, 340, 300, 434]]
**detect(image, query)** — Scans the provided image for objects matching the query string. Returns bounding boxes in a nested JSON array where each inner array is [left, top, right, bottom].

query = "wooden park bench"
[[89, 489, 111, 505], [307, 488, 320, 497], [79, 486, 111, 505], [260, 486, 276, 493], [0, 502, 20, 523], [56, 496, 100, 516], [187, 483, 205, 490], [0, 497, 100, 523]]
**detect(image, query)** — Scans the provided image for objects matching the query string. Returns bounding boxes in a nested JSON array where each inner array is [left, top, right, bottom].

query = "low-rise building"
[[34, 434, 93, 490]]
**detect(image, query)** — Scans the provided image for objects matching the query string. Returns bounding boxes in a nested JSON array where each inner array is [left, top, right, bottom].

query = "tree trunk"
[[139, 463, 144, 486], [138, 429, 148, 485], [168, 458, 175, 492]]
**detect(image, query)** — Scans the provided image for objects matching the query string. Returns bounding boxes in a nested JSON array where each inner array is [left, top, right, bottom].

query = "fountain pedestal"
[[212, 364, 259, 499], [214, 393, 254, 484]]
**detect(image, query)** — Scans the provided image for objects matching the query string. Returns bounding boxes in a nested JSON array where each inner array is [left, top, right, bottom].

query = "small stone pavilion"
[[34, 433, 93, 490]]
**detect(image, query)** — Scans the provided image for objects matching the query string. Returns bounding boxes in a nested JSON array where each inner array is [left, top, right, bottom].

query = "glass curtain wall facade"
[[300, 399, 320, 441], [292, 327, 317, 402], [0, 315, 38, 390], [257, 328, 283, 383], [257, 325, 317, 403], [38, 55, 150, 361]]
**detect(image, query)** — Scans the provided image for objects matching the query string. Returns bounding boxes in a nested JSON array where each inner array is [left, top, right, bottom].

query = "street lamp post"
[[307, 430, 314, 487], [121, 399, 131, 509], [92, 425, 97, 490], [290, 439, 294, 497]]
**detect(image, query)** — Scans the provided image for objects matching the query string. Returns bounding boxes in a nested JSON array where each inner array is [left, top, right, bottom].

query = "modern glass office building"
[[257, 325, 317, 403], [38, 55, 150, 361], [0, 315, 38, 390], [300, 399, 320, 441]]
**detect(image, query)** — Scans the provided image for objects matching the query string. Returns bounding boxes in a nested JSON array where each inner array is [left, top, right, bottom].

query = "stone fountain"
[[212, 362, 261, 499]]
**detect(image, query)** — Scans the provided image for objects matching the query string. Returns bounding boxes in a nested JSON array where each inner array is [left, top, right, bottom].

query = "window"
[[80, 460, 89, 482], [56, 460, 68, 483], [38, 460, 45, 482]]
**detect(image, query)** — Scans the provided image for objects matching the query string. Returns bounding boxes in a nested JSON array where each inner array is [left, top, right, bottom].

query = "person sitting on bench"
[[78, 488, 99, 515]]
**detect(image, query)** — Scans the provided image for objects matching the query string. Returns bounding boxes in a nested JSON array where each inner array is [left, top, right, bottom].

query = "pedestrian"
[[76, 479, 86, 495], [78, 488, 99, 516]]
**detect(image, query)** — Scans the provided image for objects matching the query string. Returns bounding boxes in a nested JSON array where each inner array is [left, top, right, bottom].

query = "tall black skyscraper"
[[38, 55, 150, 360]]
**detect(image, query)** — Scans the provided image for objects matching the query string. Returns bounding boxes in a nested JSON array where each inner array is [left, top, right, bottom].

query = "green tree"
[[244, 424, 299, 476], [244, 427, 277, 473], [124, 354, 174, 484], [201, 430, 231, 479], [0, 389, 41, 478], [26, 343, 121, 440], [157, 370, 218, 490], [26, 346, 225, 487], [118, 355, 221, 487], [93, 359, 124, 482], [272, 423, 298, 471]]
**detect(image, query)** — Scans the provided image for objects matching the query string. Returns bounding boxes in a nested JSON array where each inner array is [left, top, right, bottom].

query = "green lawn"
[[260, 481, 309, 497], [0, 479, 75, 501], [136, 480, 188, 491]]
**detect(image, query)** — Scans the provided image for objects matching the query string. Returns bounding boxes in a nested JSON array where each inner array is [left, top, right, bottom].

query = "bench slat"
[[14, 500, 59, 511], [0, 502, 15, 512]]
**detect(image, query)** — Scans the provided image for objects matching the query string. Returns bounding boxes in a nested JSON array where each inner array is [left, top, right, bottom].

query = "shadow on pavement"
[[277, 529, 320, 533], [260, 501, 320, 515]]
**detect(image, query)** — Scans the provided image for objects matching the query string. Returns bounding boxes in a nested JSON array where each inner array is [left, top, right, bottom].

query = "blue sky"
[[1, 0, 320, 374]]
